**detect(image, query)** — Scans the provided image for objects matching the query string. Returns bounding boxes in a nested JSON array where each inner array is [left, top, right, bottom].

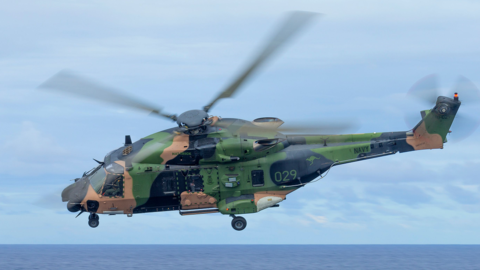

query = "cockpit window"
[[87, 165, 124, 197], [105, 162, 124, 174], [104, 150, 115, 165], [101, 174, 124, 197], [88, 166, 107, 194]]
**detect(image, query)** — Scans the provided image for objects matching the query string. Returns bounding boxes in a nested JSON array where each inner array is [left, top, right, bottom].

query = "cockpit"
[[86, 163, 124, 198]]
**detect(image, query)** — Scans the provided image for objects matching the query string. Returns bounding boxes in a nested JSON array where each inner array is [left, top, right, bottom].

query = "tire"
[[231, 216, 247, 231], [88, 218, 99, 228]]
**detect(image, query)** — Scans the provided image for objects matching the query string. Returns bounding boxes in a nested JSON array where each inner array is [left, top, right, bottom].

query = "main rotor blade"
[[39, 70, 177, 121], [203, 11, 319, 112], [214, 120, 358, 135], [276, 122, 357, 134]]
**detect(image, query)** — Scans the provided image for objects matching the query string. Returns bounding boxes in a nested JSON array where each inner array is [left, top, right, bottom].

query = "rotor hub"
[[436, 104, 450, 115], [176, 109, 209, 129]]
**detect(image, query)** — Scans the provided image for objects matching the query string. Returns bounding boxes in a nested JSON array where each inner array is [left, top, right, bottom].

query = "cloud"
[[330, 187, 362, 202], [34, 189, 65, 211], [0, 121, 79, 175], [444, 185, 480, 205], [306, 213, 328, 224], [306, 213, 364, 230], [365, 184, 432, 206], [2, 121, 67, 161]]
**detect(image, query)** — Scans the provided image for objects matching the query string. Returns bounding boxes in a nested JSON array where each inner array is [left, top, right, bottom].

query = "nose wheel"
[[230, 215, 247, 231], [88, 213, 99, 228]]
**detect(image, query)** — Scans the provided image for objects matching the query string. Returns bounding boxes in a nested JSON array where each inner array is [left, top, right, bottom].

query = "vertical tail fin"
[[406, 95, 460, 150]]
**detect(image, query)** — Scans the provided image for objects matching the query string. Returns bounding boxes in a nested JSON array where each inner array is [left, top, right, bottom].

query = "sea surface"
[[1, 245, 479, 270]]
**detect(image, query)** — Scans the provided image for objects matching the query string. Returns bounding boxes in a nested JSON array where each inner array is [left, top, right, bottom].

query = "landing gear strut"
[[230, 215, 247, 231], [88, 213, 99, 228]]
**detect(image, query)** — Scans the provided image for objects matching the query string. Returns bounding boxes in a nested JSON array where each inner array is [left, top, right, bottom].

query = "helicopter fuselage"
[[62, 95, 459, 225]]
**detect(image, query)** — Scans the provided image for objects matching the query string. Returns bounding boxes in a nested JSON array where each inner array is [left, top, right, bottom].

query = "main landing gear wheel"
[[88, 213, 99, 228], [231, 216, 247, 231]]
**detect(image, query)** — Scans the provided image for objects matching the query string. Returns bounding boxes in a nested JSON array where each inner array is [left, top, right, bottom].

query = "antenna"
[[125, 135, 132, 145]]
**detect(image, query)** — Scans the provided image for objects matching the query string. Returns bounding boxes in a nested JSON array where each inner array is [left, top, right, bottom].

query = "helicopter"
[[41, 11, 464, 231]]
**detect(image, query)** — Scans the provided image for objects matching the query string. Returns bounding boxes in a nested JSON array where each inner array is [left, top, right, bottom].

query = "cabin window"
[[161, 172, 176, 194], [379, 143, 383, 148], [252, 170, 264, 187], [188, 175, 204, 192], [370, 144, 374, 149]]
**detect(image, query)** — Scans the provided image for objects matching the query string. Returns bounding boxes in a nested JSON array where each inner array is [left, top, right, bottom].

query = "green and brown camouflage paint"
[[65, 95, 459, 219]]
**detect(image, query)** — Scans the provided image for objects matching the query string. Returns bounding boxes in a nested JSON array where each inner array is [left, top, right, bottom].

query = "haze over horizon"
[[1, 0, 480, 244]]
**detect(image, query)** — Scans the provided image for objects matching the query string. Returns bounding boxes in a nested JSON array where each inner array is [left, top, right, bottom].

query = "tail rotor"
[[405, 74, 480, 142]]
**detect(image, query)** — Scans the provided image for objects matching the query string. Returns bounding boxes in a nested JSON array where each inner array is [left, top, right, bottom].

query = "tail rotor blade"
[[404, 111, 422, 130], [404, 74, 440, 129], [453, 76, 480, 106], [447, 76, 480, 142], [405, 74, 439, 106], [448, 112, 480, 143], [404, 74, 480, 142]]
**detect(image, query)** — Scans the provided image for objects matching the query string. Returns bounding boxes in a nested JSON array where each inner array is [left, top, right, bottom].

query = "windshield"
[[104, 150, 115, 165], [88, 166, 107, 193]]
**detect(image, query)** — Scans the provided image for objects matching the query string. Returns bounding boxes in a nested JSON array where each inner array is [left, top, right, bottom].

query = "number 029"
[[274, 170, 297, 182]]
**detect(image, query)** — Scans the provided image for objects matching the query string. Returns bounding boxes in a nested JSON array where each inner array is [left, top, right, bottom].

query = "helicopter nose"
[[61, 178, 90, 212]]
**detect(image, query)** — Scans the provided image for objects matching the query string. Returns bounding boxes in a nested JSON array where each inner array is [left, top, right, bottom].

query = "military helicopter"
[[42, 11, 468, 231]]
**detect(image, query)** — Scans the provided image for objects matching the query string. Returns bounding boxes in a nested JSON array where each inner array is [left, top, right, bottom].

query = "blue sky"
[[1, 0, 480, 244]]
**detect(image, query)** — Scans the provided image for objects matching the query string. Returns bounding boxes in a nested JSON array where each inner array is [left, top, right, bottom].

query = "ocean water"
[[1, 245, 479, 270]]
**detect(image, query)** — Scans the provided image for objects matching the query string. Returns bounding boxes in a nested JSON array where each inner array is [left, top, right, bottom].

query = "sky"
[[1, 0, 480, 244]]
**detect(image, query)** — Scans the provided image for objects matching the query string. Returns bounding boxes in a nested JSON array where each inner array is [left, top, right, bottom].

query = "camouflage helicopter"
[[42, 12, 465, 231]]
